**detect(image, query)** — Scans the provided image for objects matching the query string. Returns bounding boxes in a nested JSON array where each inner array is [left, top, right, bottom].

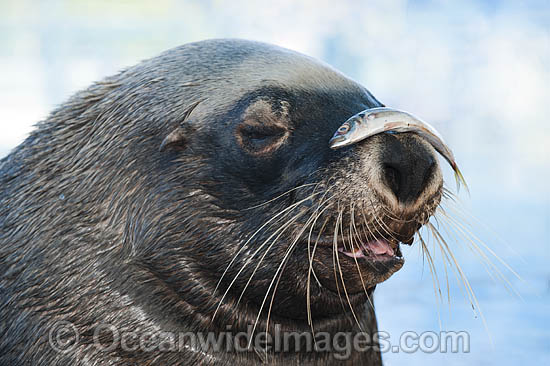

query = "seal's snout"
[[377, 133, 441, 205]]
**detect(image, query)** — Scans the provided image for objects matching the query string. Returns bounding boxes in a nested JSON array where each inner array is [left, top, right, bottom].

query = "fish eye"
[[338, 124, 350, 134]]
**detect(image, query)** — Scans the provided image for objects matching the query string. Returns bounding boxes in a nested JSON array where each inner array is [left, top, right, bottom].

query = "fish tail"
[[453, 165, 470, 195]]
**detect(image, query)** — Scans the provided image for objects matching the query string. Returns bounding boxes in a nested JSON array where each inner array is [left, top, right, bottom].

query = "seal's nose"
[[379, 133, 438, 204]]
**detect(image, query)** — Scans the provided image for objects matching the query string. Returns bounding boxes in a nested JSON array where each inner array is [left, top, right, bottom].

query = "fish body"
[[329, 107, 468, 193]]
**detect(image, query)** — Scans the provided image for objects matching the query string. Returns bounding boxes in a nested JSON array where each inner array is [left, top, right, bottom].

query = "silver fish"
[[329, 107, 468, 193]]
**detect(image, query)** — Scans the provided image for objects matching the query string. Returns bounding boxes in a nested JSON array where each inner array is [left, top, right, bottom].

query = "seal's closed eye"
[[239, 123, 286, 141], [235, 99, 291, 155], [236, 122, 288, 153]]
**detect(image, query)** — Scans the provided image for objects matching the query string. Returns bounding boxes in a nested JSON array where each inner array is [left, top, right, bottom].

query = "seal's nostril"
[[378, 134, 438, 204], [383, 164, 401, 198]]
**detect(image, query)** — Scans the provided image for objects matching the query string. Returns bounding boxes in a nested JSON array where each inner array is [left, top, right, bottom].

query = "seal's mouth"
[[300, 222, 418, 294], [308, 232, 407, 263], [338, 237, 402, 261]]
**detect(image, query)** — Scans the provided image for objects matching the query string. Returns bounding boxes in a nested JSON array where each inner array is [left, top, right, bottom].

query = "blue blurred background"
[[1, 0, 548, 364]]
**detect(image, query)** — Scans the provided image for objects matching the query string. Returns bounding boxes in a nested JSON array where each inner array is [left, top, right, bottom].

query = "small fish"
[[329, 107, 468, 193]]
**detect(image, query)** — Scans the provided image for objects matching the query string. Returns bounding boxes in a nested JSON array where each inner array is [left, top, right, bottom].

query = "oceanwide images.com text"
[[49, 321, 470, 360]]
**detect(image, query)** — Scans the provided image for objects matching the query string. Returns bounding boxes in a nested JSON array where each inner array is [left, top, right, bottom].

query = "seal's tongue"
[[366, 238, 394, 256], [338, 238, 395, 258]]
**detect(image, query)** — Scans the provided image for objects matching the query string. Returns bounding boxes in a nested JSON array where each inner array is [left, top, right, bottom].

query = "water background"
[[1, 0, 548, 363]]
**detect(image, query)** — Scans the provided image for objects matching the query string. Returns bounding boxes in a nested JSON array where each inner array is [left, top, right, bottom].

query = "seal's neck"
[[125, 261, 383, 365]]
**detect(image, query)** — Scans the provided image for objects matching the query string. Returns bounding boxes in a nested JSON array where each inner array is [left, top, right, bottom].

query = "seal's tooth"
[[338, 246, 365, 258]]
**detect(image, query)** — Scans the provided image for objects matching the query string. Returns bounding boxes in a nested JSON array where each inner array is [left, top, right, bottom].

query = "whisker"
[[360, 208, 388, 273], [439, 204, 523, 278], [336, 202, 364, 331], [435, 212, 521, 298], [349, 203, 374, 309], [307, 215, 331, 328], [427, 222, 494, 346], [250, 205, 324, 348], [427, 221, 452, 307], [235, 208, 308, 307], [306, 187, 336, 288], [418, 231, 443, 329], [306, 194, 335, 329], [332, 205, 347, 313], [213, 191, 322, 320], [365, 195, 401, 242], [242, 182, 319, 211], [374, 200, 416, 224]]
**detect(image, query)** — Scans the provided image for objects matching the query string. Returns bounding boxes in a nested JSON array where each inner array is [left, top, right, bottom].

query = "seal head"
[[0, 39, 444, 365]]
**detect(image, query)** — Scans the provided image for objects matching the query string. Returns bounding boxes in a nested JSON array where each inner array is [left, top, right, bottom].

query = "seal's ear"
[[159, 100, 201, 152], [159, 128, 188, 152]]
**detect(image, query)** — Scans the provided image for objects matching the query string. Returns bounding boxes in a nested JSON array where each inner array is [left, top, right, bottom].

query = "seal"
[[0, 39, 443, 365]]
